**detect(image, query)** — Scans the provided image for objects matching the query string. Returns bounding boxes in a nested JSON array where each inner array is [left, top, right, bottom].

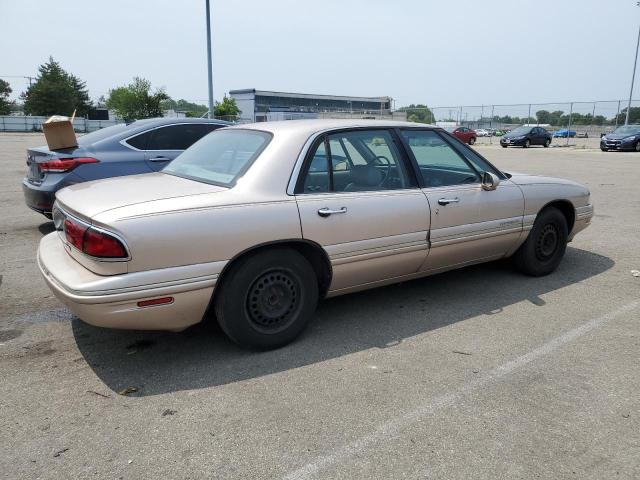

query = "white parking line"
[[282, 300, 640, 480]]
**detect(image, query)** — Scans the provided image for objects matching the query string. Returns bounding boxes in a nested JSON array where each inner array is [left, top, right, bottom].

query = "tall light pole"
[[625, 3, 640, 125], [205, 0, 214, 119]]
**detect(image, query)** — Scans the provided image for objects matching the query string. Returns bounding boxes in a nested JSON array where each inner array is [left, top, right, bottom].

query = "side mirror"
[[481, 171, 500, 191]]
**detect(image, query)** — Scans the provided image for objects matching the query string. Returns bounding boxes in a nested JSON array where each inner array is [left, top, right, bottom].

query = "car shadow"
[[72, 247, 613, 396], [38, 222, 55, 236]]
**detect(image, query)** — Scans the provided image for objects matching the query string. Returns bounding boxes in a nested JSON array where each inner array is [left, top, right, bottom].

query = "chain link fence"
[[423, 99, 639, 147]]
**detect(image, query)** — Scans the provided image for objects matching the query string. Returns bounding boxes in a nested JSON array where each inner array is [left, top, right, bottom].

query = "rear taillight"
[[40, 157, 99, 173], [82, 228, 127, 258], [63, 218, 86, 250], [63, 216, 127, 259]]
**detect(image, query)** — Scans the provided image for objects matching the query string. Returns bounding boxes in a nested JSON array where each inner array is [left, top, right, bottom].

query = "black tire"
[[543, 138, 551, 148], [523, 139, 531, 148], [600, 146, 608, 152], [469, 137, 476, 145], [513, 207, 568, 276], [635, 141, 640, 152], [501, 144, 508, 148], [214, 248, 319, 350]]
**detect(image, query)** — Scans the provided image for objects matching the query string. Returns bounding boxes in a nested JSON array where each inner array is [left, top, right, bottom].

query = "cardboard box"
[[43, 112, 78, 150]]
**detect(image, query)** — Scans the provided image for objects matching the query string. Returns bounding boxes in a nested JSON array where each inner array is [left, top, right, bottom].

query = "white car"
[[475, 129, 491, 137]]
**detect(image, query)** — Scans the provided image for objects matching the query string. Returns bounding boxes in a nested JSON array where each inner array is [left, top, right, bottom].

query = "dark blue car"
[[23, 117, 229, 218]]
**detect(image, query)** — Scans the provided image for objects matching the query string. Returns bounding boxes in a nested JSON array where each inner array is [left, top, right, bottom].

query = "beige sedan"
[[38, 120, 593, 349]]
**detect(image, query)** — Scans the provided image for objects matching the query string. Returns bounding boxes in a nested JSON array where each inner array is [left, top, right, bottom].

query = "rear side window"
[[163, 129, 271, 186], [125, 130, 153, 150], [126, 124, 222, 151]]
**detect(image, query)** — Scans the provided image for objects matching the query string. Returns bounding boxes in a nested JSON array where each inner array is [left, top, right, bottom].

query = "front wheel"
[[469, 137, 476, 145], [501, 144, 508, 148], [513, 207, 568, 276], [524, 139, 531, 148], [635, 141, 640, 152], [214, 248, 319, 350], [543, 138, 551, 148], [600, 146, 608, 152]]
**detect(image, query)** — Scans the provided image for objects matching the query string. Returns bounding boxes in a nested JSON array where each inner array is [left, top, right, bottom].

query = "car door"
[[295, 128, 431, 292], [398, 129, 524, 273], [143, 123, 222, 171], [530, 127, 541, 145]]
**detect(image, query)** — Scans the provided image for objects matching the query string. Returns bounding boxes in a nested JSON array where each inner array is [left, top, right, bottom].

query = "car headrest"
[[351, 165, 382, 187]]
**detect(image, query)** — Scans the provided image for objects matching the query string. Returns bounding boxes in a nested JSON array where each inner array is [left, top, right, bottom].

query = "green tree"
[[614, 107, 640, 125], [536, 110, 551, 124], [161, 98, 208, 117], [398, 104, 434, 124], [21, 57, 92, 116], [106, 77, 169, 120], [214, 95, 241, 120], [0, 79, 13, 115]]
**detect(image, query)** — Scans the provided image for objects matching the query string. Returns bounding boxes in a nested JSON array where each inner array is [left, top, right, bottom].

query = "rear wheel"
[[469, 137, 476, 145], [214, 248, 318, 350], [543, 138, 551, 148], [524, 139, 531, 148], [513, 207, 568, 276]]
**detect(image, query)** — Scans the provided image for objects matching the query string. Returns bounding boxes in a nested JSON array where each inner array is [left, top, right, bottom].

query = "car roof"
[[128, 117, 231, 127], [230, 119, 438, 137]]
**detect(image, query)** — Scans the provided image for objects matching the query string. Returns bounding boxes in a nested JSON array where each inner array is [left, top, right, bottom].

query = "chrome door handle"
[[149, 156, 171, 162], [317, 207, 347, 217], [438, 197, 460, 205]]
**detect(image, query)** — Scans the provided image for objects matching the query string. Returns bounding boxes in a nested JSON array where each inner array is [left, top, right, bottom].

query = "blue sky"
[[2, 0, 639, 108]]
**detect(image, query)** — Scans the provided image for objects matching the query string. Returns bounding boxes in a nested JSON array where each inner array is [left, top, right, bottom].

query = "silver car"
[[38, 120, 594, 349]]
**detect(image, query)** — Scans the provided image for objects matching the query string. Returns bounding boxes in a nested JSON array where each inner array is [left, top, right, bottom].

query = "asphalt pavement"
[[0, 133, 638, 479]]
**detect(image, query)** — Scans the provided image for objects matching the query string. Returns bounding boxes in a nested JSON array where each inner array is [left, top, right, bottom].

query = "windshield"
[[612, 125, 640, 135], [508, 126, 531, 136], [77, 123, 131, 145], [163, 129, 271, 186]]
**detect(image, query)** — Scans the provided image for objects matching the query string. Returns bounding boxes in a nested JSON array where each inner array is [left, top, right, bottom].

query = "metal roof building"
[[229, 89, 401, 122]]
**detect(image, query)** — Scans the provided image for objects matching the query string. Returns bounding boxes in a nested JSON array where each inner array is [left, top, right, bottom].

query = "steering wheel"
[[372, 155, 392, 186]]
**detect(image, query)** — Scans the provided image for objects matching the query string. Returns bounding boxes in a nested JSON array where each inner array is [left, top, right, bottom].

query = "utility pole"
[[625, 2, 640, 125], [205, 0, 214, 119]]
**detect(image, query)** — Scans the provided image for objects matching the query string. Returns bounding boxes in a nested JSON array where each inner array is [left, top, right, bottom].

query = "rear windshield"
[[77, 123, 131, 145], [163, 129, 271, 187]]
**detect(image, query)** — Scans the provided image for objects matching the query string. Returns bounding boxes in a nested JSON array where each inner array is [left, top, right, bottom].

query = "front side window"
[[401, 130, 480, 187], [163, 129, 271, 186], [298, 129, 414, 194]]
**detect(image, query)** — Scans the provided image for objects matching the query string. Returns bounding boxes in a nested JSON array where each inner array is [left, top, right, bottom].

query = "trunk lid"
[[55, 172, 228, 219], [26, 145, 89, 184]]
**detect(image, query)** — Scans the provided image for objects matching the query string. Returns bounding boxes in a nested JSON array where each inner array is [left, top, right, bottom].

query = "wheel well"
[[216, 240, 332, 299], [541, 200, 575, 232]]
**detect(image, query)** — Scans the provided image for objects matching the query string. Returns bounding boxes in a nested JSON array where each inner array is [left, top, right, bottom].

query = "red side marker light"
[[137, 297, 174, 308]]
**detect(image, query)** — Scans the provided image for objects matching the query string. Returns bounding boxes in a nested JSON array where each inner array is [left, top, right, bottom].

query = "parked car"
[[23, 118, 230, 218], [600, 124, 640, 152], [444, 126, 477, 145], [475, 128, 491, 137], [38, 120, 593, 349], [493, 129, 507, 136], [500, 126, 552, 148], [553, 129, 577, 138], [576, 132, 589, 138]]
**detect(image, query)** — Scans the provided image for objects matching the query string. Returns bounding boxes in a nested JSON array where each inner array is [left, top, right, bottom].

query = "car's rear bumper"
[[37, 233, 217, 331], [22, 179, 56, 217]]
